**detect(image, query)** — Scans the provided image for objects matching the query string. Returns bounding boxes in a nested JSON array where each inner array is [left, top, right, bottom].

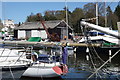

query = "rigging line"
[[14, 51, 26, 64], [107, 0, 116, 7], [85, 34, 105, 63], [38, 62, 43, 80], [82, 26, 117, 79], [87, 45, 103, 79], [80, 25, 102, 79], [14, 47, 26, 64], [88, 48, 103, 79], [92, 46, 105, 62], [87, 49, 120, 80], [89, 46, 104, 66], [87, 36, 105, 63], [0, 47, 5, 57], [4, 49, 12, 61], [84, 34, 104, 65], [9, 66, 15, 80]]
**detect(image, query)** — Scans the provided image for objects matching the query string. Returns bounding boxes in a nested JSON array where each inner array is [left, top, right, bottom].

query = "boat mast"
[[65, 0, 68, 41], [0, 1, 2, 21], [104, 1, 107, 27], [81, 21, 120, 39], [96, 2, 98, 25]]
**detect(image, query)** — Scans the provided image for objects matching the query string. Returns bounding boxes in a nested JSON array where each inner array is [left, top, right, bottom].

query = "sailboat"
[[75, 21, 120, 63], [75, 2, 120, 62], [22, 47, 68, 78]]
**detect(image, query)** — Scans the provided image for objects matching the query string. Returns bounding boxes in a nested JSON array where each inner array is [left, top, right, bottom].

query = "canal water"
[[1, 49, 120, 80]]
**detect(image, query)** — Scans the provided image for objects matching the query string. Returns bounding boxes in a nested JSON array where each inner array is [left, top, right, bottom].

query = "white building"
[[3, 19, 15, 29]]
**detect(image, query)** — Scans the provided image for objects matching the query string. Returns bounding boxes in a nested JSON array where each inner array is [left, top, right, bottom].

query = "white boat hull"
[[22, 62, 68, 78], [0, 48, 33, 70], [22, 67, 59, 77]]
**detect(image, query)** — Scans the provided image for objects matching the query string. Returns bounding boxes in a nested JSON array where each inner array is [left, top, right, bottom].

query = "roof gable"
[[14, 20, 73, 30]]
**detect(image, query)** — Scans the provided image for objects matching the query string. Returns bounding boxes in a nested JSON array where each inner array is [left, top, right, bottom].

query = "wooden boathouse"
[[14, 20, 73, 40]]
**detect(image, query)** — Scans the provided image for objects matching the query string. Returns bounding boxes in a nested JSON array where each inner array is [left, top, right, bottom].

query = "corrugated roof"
[[15, 20, 62, 30]]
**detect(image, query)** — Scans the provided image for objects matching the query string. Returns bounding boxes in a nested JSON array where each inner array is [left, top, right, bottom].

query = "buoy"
[[73, 48, 76, 53], [86, 55, 89, 61], [109, 50, 112, 62], [109, 50, 112, 56], [86, 47, 89, 53]]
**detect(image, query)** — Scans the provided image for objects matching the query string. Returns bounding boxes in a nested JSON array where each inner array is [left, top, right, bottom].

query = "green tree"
[[83, 2, 106, 26], [18, 22, 21, 26], [83, 3, 96, 18], [71, 8, 84, 33], [107, 6, 118, 30], [44, 10, 57, 21], [114, 3, 120, 21], [55, 10, 66, 20], [26, 13, 42, 22]]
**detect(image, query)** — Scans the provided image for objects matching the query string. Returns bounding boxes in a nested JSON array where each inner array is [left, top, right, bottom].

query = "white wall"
[[117, 22, 120, 33], [3, 20, 15, 28], [18, 30, 26, 39], [31, 30, 47, 39]]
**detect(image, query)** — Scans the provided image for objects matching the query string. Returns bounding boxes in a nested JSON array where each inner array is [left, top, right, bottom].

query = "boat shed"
[[14, 20, 73, 40]]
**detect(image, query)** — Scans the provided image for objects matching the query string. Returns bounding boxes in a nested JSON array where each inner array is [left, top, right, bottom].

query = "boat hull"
[[22, 67, 60, 77], [22, 62, 68, 78]]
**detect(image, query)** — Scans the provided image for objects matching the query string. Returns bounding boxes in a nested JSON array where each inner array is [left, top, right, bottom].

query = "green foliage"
[[44, 11, 57, 21], [107, 6, 118, 30], [71, 8, 84, 33], [25, 2, 120, 33], [114, 4, 120, 21], [18, 22, 21, 26], [26, 13, 42, 22], [83, 3, 96, 18], [55, 10, 66, 20]]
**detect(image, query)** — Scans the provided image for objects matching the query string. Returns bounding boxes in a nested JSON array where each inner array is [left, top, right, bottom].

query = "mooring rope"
[[87, 49, 120, 80], [87, 48, 103, 79], [80, 25, 103, 79]]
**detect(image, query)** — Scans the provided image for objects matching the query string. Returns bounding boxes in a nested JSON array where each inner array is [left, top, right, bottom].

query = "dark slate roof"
[[14, 20, 73, 30]]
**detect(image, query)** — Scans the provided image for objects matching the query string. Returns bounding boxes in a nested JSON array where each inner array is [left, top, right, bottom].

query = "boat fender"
[[62, 64, 68, 74], [86, 48, 89, 53], [52, 66, 63, 75]]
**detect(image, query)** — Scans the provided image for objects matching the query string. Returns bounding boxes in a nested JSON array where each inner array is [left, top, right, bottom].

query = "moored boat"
[[22, 47, 68, 78], [0, 48, 33, 70], [22, 62, 68, 78]]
